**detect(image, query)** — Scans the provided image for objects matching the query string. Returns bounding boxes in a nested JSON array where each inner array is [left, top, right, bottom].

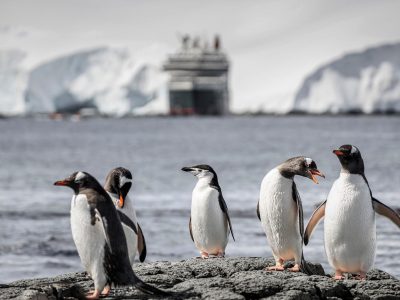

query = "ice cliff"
[[0, 47, 167, 116], [0, 50, 27, 115], [293, 43, 400, 114]]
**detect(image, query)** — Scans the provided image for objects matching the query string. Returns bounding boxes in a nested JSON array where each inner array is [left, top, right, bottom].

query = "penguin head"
[[279, 156, 325, 184], [54, 171, 98, 194], [333, 144, 364, 174], [181, 164, 218, 181], [104, 167, 133, 208]]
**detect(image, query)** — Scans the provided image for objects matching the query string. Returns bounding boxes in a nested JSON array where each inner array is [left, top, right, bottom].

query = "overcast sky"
[[1, 0, 400, 111]]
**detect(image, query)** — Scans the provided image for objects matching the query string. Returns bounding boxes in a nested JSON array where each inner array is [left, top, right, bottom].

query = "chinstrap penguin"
[[104, 167, 146, 266], [182, 164, 235, 259], [304, 145, 400, 280], [54, 171, 169, 299], [257, 156, 325, 273]]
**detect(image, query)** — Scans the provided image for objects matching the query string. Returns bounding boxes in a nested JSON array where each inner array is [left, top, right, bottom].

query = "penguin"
[[181, 164, 235, 258], [304, 145, 400, 280], [54, 171, 169, 299], [104, 167, 146, 266], [257, 157, 325, 272]]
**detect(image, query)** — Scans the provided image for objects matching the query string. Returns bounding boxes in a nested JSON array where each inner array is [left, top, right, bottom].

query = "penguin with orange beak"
[[104, 167, 146, 266], [305, 145, 400, 280], [257, 156, 325, 273], [54, 171, 169, 299]]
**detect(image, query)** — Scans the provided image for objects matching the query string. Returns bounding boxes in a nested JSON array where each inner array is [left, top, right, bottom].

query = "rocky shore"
[[1, 257, 399, 299]]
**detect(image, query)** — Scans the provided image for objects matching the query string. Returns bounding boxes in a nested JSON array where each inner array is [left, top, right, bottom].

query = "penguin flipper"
[[95, 209, 112, 251], [304, 200, 326, 245], [189, 217, 194, 242], [137, 223, 147, 262], [117, 211, 138, 234], [256, 199, 261, 221], [372, 198, 400, 228], [217, 193, 235, 241], [292, 184, 315, 275], [117, 211, 145, 261], [292, 182, 304, 240]]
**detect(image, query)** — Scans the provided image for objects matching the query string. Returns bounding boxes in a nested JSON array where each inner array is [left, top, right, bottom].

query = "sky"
[[1, 0, 400, 112]]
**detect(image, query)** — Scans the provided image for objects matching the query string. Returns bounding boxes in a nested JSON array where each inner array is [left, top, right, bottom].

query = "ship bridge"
[[163, 36, 230, 115]]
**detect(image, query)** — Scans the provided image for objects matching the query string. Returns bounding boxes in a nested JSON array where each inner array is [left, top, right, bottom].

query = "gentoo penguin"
[[304, 145, 400, 280], [104, 167, 146, 265], [257, 157, 325, 272], [181, 164, 235, 258], [54, 171, 169, 299]]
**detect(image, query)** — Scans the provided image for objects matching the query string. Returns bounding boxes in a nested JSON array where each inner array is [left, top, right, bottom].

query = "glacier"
[[0, 47, 168, 116], [292, 43, 400, 114]]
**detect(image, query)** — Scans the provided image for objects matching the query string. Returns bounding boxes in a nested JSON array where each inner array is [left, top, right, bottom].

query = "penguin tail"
[[132, 273, 194, 299], [130, 273, 172, 297], [300, 253, 313, 275]]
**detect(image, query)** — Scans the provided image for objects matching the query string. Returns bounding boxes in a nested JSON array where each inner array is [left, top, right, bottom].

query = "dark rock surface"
[[1, 257, 399, 299]]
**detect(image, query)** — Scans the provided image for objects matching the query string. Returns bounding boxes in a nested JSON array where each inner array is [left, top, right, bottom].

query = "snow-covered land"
[[293, 43, 400, 114]]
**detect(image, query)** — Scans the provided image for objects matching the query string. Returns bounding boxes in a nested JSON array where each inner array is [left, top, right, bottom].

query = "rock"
[[0, 257, 399, 299]]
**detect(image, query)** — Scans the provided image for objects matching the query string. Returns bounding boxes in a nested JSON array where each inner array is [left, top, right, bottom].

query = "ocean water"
[[0, 116, 399, 283]]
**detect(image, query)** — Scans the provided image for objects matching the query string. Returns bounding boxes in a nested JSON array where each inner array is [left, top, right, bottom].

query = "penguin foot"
[[101, 285, 110, 296], [288, 264, 300, 272], [216, 251, 225, 258], [200, 252, 209, 259], [354, 272, 367, 280], [86, 290, 100, 299], [334, 270, 344, 280], [266, 265, 285, 271]]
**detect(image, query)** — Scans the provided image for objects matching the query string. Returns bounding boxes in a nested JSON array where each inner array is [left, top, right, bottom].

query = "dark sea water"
[[0, 116, 399, 283]]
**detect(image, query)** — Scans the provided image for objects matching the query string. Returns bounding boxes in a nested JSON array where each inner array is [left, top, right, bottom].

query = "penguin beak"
[[308, 169, 325, 184], [333, 149, 344, 156], [118, 193, 125, 208], [54, 179, 72, 186], [181, 167, 194, 172]]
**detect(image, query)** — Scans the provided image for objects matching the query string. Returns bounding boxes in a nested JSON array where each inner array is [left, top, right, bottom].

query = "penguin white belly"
[[114, 195, 138, 266], [70, 194, 107, 290], [259, 169, 302, 261], [325, 174, 376, 273], [191, 183, 228, 254]]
